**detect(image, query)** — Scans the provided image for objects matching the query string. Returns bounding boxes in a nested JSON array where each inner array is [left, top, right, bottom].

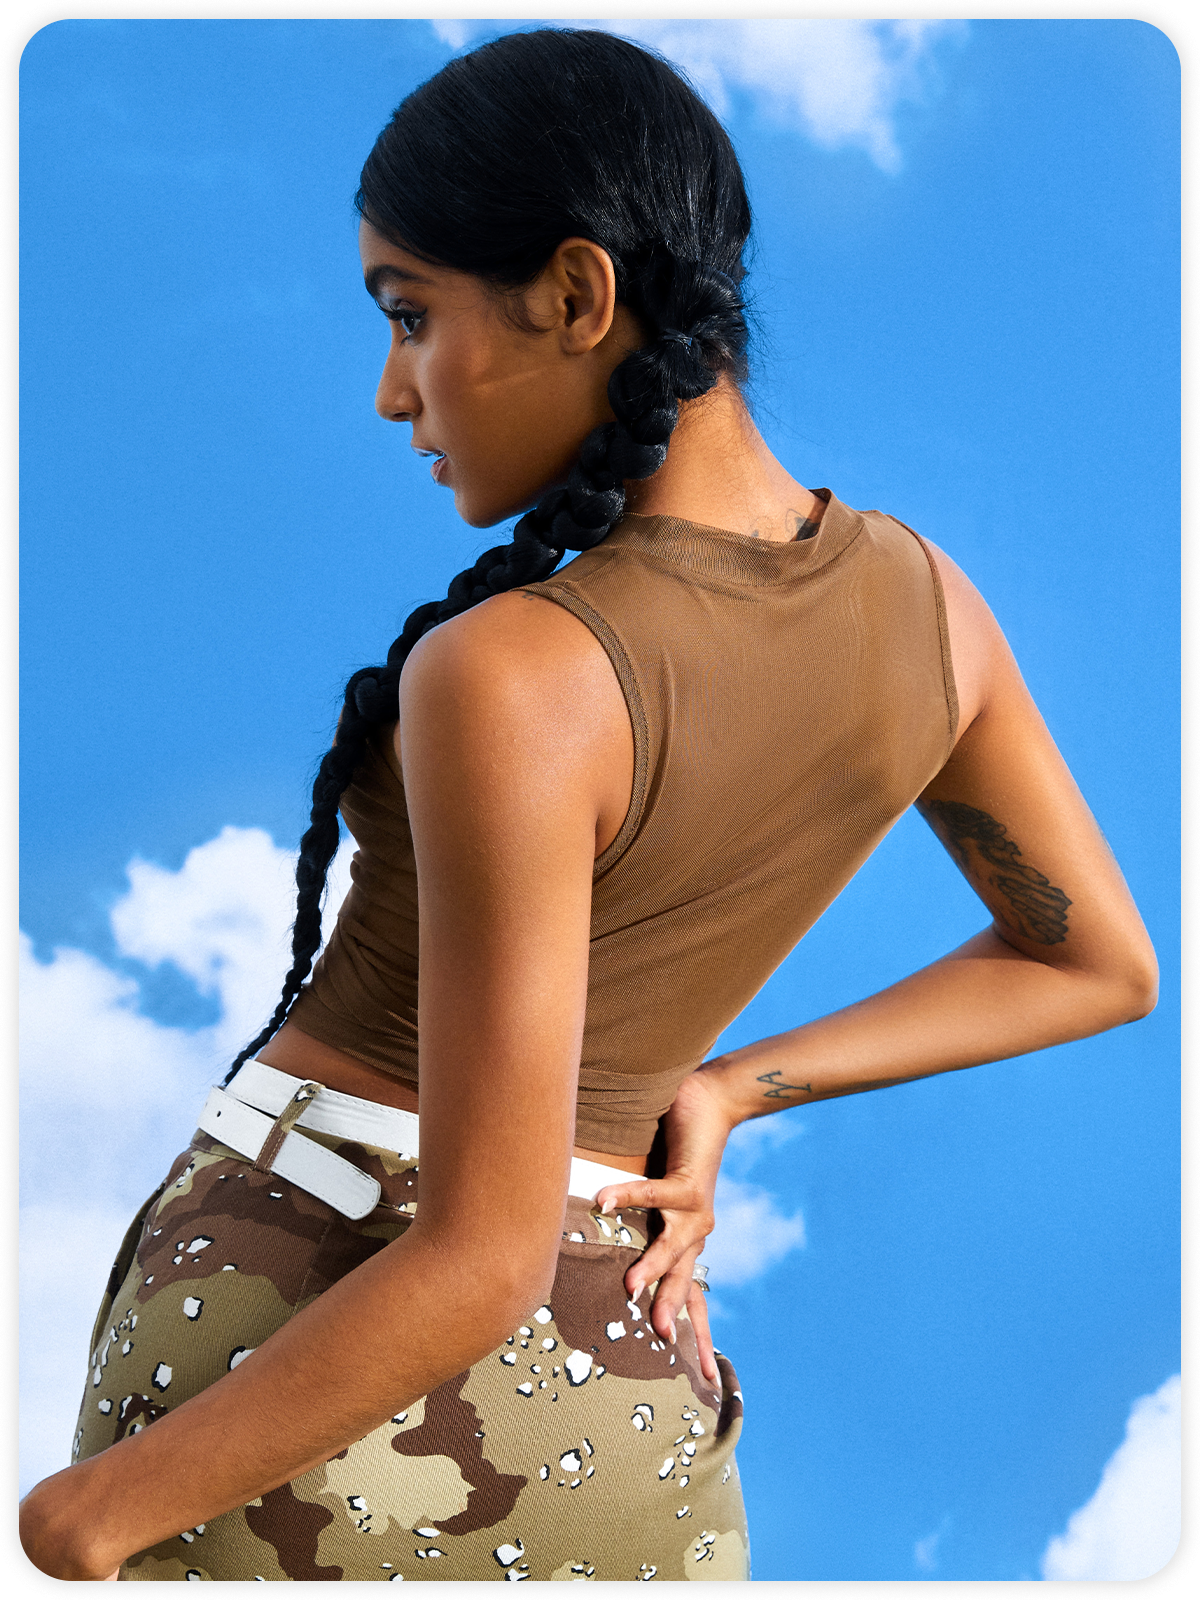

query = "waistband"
[[196, 1061, 637, 1222]]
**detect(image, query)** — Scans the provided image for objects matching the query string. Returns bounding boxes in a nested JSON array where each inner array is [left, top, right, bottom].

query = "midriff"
[[256, 1021, 648, 1176]]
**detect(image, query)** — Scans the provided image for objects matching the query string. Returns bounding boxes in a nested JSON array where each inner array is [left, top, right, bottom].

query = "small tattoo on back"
[[918, 799, 1072, 944], [787, 507, 821, 541]]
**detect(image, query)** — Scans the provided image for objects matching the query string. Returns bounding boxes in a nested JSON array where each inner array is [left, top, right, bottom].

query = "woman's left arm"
[[601, 541, 1159, 1354], [19, 596, 620, 1579]]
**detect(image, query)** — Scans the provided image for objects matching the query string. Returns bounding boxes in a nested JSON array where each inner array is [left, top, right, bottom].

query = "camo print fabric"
[[73, 1128, 749, 1580]]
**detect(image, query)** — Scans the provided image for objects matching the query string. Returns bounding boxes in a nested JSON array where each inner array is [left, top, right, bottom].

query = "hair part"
[[227, 28, 753, 1080]]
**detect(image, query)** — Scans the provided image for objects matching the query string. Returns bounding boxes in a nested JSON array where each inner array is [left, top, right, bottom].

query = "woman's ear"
[[539, 237, 619, 354]]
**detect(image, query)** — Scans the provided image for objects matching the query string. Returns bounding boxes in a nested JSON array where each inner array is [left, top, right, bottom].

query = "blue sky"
[[19, 18, 1179, 1582]]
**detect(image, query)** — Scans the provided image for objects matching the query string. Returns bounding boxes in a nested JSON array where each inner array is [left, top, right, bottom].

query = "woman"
[[20, 29, 1156, 1582]]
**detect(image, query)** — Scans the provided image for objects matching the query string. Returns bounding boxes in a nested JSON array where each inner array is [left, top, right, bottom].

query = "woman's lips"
[[413, 445, 448, 484]]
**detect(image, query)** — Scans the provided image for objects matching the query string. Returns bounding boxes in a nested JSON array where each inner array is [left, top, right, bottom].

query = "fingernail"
[[667, 1320, 677, 1345], [599, 1198, 614, 1215], [628, 1281, 643, 1301]]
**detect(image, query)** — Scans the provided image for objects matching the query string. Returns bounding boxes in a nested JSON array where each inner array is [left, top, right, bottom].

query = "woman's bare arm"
[[19, 595, 627, 1579], [599, 543, 1157, 1344], [707, 543, 1155, 1108]]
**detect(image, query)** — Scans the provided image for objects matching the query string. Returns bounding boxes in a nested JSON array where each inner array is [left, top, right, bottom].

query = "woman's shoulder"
[[401, 590, 633, 779], [405, 589, 618, 699], [916, 537, 1011, 739]]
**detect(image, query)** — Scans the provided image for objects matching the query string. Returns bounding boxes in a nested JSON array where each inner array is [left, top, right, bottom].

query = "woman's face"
[[360, 222, 636, 528]]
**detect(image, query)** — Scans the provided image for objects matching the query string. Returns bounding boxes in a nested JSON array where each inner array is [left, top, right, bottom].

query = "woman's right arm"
[[20, 596, 620, 1579], [600, 542, 1157, 1351]]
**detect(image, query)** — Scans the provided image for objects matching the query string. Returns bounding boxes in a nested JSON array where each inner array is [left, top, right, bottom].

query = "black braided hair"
[[226, 30, 752, 1079]]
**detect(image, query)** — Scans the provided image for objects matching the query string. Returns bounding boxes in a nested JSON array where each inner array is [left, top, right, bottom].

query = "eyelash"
[[384, 307, 425, 340]]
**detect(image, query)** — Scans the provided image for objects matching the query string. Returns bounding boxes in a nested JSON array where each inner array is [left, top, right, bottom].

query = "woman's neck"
[[622, 375, 821, 542]]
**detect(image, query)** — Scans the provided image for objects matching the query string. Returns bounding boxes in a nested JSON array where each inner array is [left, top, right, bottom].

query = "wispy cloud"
[[702, 1115, 806, 1295], [914, 1513, 952, 1573], [431, 20, 966, 171], [705, 1174, 806, 1291], [723, 1109, 806, 1171], [1040, 1374, 1181, 1581]]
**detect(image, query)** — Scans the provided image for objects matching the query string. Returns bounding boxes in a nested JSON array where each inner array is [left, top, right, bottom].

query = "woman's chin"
[[454, 487, 548, 532], [455, 499, 505, 530]]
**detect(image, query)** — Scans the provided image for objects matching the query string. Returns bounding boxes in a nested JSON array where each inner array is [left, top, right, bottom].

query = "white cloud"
[[723, 1109, 805, 1173], [19, 826, 352, 1493], [704, 1174, 805, 1289], [431, 20, 966, 171], [1040, 1374, 1181, 1581], [695, 1111, 806, 1297], [431, 20, 472, 52], [110, 825, 298, 1044], [20, 1198, 144, 1495]]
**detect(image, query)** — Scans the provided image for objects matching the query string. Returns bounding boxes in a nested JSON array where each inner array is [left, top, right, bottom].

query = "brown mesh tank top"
[[288, 490, 958, 1155]]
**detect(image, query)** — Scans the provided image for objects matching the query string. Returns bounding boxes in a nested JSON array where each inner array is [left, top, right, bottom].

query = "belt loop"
[[253, 1080, 323, 1175]]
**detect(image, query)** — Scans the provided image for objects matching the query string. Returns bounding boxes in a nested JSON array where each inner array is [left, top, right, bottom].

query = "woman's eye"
[[396, 310, 423, 338]]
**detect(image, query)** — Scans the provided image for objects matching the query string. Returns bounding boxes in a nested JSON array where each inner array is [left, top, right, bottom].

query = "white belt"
[[197, 1061, 638, 1221]]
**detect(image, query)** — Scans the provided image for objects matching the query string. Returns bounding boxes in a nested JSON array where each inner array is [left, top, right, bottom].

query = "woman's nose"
[[375, 344, 419, 422]]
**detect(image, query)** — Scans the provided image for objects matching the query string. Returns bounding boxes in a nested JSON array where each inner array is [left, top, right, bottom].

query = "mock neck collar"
[[602, 489, 864, 586]]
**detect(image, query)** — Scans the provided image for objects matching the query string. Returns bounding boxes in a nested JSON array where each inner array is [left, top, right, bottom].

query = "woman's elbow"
[[487, 1249, 560, 1326], [1123, 955, 1159, 1022], [1106, 940, 1159, 1025], [421, 1227, 560, 1338], [454, 1235, 563, 1337], [526, 1238, 563, 1311]]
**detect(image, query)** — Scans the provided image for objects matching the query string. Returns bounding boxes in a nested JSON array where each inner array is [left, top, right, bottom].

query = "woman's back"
[[291, 491, 957, 1154]]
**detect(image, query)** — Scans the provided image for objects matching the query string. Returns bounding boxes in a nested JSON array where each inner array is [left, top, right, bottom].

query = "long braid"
[[225, 18, 755, 1079], [225, 261, 746, 1082]]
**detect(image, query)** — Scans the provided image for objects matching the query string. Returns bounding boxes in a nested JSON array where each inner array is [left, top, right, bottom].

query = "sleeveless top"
[[288, 490, 959, 1156]]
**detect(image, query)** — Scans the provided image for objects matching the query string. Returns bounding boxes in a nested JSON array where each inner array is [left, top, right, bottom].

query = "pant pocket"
[[87, 1179, 168, 1363]]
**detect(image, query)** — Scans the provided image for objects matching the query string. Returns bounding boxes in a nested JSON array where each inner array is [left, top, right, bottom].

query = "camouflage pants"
[[74, 1129, 749, 1580]]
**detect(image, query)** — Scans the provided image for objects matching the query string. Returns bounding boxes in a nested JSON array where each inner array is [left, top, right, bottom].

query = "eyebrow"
[[363, 263, 433, 297]]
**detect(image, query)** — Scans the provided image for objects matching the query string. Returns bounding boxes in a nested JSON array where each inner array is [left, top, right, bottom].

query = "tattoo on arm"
[[758, 1070, 813, 1100], [918, 799, 1072, 944]]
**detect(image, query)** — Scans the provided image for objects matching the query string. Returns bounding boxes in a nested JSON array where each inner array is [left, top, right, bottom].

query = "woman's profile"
[[19, 28, 1157, 1583]]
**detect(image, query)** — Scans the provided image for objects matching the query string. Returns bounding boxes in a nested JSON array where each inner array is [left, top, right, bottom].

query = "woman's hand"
[[595, 1067, 738, 1386]]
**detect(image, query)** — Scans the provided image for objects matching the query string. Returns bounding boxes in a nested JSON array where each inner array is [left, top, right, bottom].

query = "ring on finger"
[[691, 1263, 710, 1292]]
